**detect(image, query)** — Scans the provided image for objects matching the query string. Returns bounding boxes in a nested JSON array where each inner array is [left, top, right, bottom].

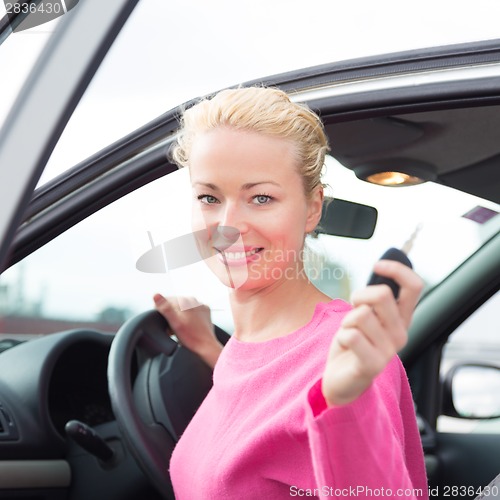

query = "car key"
[[367, 225, 421, 299]]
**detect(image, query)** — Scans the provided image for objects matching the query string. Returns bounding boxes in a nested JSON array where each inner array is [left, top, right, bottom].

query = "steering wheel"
[[108, 310, 228, 498]]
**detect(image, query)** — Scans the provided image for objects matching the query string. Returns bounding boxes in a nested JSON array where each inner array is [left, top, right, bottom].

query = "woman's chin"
[[205, 259, 250, 289]]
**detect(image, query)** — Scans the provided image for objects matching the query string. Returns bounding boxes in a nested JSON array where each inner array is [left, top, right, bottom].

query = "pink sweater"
[[170, 299, 429, 499]]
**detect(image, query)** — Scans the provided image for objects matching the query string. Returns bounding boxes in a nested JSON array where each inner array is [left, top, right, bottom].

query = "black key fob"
[[367, 247, 413, 299]]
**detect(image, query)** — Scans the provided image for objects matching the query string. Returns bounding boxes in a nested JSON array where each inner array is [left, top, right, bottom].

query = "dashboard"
[[0, 329, 161, 500], [48, 340, 115, 435], [0, 329, 115, 458]]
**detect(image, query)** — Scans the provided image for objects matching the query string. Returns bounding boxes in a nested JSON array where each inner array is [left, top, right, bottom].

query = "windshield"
[[317, 158, 499, 294], [1, 159, 497, 337]]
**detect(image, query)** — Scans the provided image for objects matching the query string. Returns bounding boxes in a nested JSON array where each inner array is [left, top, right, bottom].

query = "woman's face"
[[189, 127, 322, 291]]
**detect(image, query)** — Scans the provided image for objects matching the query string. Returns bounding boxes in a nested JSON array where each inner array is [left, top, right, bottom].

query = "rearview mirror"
[[317, 198, 378, 239], [442, 363, 500, 419]]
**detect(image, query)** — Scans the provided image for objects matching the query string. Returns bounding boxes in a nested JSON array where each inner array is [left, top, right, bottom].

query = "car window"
[[1, 157, 498, 342], [438, 292, 500, 434], [0, 169, 234, 340]]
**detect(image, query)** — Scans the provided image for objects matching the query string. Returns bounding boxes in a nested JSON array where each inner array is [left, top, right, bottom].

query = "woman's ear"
[[305, 185, 324, 234]]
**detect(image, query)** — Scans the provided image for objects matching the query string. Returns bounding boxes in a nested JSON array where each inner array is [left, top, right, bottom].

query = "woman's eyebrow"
[[192, 181, 281, 191], [192, 182, 218, 190], [241, 181, 281, 190]]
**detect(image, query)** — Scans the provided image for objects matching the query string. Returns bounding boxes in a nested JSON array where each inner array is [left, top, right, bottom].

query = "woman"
[[153, 87, 428, 499]]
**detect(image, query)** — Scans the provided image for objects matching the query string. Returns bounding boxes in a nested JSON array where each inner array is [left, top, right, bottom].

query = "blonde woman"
[[154, 87, 428, 499]]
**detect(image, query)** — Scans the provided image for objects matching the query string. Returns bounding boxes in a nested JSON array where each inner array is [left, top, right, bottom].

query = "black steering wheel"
[[107, 310, 228, 498]]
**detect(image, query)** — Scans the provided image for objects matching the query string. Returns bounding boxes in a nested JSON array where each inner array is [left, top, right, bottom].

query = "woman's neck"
[[229, 274, 331, 343]]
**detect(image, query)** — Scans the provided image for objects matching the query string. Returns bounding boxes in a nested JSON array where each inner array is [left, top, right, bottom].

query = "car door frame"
[[2, 24, 500, 499]]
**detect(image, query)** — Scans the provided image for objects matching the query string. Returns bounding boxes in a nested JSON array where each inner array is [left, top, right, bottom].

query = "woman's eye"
[[252, 194, 273, 205], [198, 194, 219, 204]]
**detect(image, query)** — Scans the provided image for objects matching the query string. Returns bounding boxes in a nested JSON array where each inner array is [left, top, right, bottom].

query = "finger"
[[153, 293, 172, 312], [341, 304, 394, 355], [177, 296, 203, 311], [334, 328, 388, 377], [154, 294, 181, 312], [372, 260, 423, 326], [350, 286, 407, 351], [153, 294, 180, 331], [153, 293, 165, 305], [351, 284, 400, 327]]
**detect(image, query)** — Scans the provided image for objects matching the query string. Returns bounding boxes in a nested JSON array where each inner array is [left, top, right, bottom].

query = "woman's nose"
[[212, 226, 240, 250], [209, 203, 248, 248], [220, 203, 248, 233]]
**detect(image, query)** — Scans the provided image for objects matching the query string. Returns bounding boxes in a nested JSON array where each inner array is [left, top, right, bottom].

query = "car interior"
[[0, 3, 499, 498], [1, 97, 499, 499]]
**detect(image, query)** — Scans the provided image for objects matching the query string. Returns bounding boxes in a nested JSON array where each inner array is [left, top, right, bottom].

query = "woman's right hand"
[[153, 294, 223, 369]]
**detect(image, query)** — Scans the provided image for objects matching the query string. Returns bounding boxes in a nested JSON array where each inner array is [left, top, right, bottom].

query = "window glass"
[[315, 159, 500, 297], [438, 292, 500, 433], [1, 158, 498, 343], [0, 169, 233, 339]]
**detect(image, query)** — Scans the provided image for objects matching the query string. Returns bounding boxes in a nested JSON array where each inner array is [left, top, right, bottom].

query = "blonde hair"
[[171, 87, 329, 198]]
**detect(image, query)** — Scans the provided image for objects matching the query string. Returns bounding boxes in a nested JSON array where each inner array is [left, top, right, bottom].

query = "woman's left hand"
[[322, 260, 424, 407]]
